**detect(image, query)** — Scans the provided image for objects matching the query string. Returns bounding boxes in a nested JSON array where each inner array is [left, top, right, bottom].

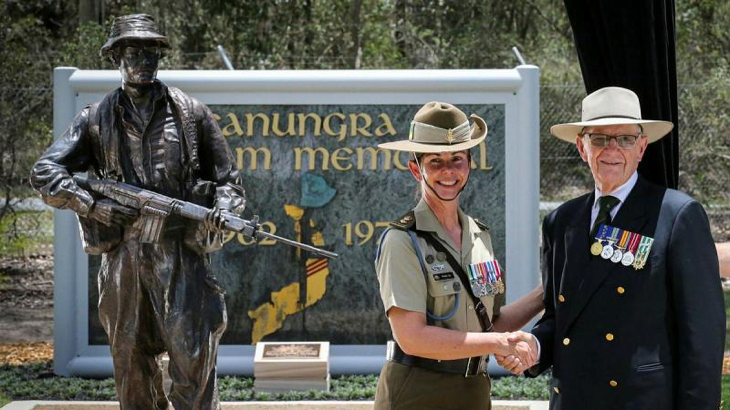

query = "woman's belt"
[[389, 341, 487, 378]]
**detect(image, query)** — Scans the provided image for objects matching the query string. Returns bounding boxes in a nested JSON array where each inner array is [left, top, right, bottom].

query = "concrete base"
[[1, 400, 549, 409]]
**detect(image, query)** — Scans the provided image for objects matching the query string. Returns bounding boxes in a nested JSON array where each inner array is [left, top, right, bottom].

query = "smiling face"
[[408, 151, 470, 202], [115, 41, 161, 85], [576, 124, 648, 194]]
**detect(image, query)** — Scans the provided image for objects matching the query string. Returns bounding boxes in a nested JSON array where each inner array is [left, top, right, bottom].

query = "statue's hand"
[[203, 207, 234, 233], [88, 198, 138, 227]]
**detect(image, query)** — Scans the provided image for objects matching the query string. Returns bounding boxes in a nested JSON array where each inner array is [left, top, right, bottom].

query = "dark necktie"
[[590, 195, 620, 238]]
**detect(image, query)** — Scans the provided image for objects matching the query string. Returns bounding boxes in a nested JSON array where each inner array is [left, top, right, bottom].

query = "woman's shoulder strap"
[[389, 210, 416, 231], [473, 218, 489, 232]]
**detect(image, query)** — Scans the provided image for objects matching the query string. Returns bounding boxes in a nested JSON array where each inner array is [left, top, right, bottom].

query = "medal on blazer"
[[591, 223, 654, 270], [601, 226, 619, 259], [591, 224, 609, 256], [621, 232, 641, 266], [610, 230, 630, 263], [632, 235, 654, 270]]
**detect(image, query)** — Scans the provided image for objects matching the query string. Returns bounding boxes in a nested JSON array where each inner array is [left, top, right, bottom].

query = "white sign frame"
[[52, 66, 540, 377]]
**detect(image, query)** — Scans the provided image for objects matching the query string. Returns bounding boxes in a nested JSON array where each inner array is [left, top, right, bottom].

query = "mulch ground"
[[0, 342, 53, 365]]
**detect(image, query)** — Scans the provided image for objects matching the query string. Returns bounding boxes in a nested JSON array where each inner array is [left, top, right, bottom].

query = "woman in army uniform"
[[374, 102, 544, 410]]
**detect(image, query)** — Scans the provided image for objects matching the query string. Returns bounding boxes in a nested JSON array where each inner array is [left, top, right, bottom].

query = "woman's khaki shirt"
[[376, 199, 505, 334]]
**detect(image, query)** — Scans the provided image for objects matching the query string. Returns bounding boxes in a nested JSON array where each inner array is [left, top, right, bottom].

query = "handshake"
[[494, 331, 539, 375]]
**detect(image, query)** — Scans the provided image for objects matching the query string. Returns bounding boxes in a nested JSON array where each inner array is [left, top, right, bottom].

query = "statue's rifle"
[[73, 175, 338, 259]]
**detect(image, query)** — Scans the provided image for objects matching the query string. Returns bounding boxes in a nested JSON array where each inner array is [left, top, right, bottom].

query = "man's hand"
[[88, 198, 138, 227], [496, 332, 539, 375], [494, 331, 538, 374]]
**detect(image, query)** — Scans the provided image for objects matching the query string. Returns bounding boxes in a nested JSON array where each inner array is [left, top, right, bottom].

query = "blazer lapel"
[[557, 193, 592, 334], [561, 178, 651, 333]]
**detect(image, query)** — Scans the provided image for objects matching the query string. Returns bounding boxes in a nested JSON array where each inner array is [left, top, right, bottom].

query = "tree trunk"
[[350, 0, 363, 69]]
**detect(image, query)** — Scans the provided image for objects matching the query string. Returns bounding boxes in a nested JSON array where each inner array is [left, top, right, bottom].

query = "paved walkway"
[[3, 400, 550, 410]]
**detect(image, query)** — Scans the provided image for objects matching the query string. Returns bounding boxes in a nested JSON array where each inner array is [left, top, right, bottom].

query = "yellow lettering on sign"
[[470, 141, 493, 170], [294, 147, 330, 171], [323, 113, 347, 142], [349, 113, 372, 137], [356, 146, 391, 170], [235, 146, 272, 170], [221, 113, 245, 137], [297, 113, 322, 136], [393, 150, 410, 170], [331, 147, 354, 171], [375, 113, 397, 137], [272, 113, 296, 137], [246, 113, 270, 137]]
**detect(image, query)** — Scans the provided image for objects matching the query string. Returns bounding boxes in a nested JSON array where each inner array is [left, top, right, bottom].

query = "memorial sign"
[[52, 67, 540, 376]]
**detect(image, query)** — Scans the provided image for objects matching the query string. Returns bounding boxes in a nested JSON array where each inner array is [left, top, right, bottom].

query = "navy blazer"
[[530, 176, 725, 410]]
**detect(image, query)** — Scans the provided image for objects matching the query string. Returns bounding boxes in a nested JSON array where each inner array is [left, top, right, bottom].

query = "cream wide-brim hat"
[[550, 87, 674, 144], [378, 101, 487, 153]]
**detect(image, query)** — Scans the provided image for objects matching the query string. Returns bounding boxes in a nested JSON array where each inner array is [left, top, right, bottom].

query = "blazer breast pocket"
[[636, 362, 665, 372]]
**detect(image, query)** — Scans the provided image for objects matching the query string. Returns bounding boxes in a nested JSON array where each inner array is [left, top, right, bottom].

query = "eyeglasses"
[[122, 46, 161, 60], [582, 133, 641, 149]]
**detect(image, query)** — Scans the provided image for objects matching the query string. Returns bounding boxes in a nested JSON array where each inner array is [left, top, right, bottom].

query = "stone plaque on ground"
[[254, 341, 330, 393]]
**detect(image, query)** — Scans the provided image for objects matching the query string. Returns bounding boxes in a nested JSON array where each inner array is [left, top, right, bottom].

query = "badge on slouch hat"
[[378, 101, 487, 153], [591, 223, 653, 270], [467, 259, 504, 297]]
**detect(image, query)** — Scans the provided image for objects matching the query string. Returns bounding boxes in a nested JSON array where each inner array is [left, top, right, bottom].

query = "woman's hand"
[[495, 331, 538, 371]]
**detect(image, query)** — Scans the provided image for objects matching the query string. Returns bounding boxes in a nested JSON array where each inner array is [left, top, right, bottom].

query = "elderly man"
[[502, 87, 724, 409], [31, 14, 244, 410]]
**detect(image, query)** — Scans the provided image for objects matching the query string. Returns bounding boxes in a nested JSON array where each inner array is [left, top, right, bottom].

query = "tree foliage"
[[0, 0, 727, 238]]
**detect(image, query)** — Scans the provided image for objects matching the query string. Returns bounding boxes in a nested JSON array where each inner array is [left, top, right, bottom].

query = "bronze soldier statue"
[[31, 14, 244, 410]]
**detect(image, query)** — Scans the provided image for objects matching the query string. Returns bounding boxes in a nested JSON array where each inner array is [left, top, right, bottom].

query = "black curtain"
[[564, 0, 678, 189]]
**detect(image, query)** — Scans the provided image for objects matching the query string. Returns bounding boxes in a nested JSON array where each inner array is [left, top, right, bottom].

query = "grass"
[[0, 361, 553, 403], [1, 360, 728, 405]]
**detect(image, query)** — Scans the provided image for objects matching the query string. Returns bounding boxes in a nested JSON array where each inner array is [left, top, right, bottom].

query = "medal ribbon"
[[617, 230, 630, 250], [469, 260, 503, 283], [478, 263, 487, 282], [607, 226, 620, 245], [486, 262, 495, 283], [632, 236, 654, 269], [596, 223, 610, 242], [627, 232, 641, 254]]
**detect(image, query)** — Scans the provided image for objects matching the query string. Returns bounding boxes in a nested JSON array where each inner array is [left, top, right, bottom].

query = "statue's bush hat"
[[550, 86, 673, 144], [100, 14, 170, 57], [378, 101, 487, 153]]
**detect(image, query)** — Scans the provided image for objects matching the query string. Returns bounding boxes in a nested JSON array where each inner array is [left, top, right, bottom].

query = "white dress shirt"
[[590, 171, 638, 230]]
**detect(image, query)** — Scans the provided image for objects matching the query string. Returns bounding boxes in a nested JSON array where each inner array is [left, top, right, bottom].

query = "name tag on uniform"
[[432, 272, 455, 281]]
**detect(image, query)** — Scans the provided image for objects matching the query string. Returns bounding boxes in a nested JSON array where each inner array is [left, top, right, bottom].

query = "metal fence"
[[1, 81, 727, 258]]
